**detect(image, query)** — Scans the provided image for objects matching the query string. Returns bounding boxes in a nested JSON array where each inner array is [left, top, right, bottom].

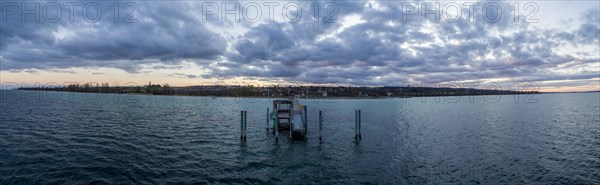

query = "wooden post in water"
[[243, 111, 247, 141], [275, 113, 279, 143], [290, 107, 293, 138], [273, 110, 277, 134], [358, 109, 362, 140], [240, 111, 244, 141], [303, 105, 307, 138], [319, 110, 323, 141], [354, 110, 358, 139], [266, 108, 269, 132]]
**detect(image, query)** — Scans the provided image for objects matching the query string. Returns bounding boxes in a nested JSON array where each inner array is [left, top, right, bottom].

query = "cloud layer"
[[1, 1, 598, 88]]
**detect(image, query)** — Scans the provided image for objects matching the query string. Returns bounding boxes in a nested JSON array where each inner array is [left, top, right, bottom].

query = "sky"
[[0, 0, 599, 92]]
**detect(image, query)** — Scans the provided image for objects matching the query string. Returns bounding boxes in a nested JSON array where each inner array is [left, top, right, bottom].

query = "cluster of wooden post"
[[240, 111, 247, 141], [355, 109, 362, 140], [256, 107, 365, 142]]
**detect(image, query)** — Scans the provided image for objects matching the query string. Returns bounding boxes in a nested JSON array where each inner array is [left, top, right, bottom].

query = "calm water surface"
[[1, 90, 599, 184]]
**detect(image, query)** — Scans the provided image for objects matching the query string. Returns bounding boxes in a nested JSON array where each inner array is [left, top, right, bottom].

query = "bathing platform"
[[270, 98, 307, 141], [238, 97, 363, 143]]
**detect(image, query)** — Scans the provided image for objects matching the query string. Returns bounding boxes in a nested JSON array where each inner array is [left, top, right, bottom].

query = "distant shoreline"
[[10, 89, 398, 99], [9, 89, 550, 99]]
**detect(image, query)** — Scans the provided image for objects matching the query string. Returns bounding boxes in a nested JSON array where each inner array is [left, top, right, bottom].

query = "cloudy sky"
[[1, 0, 598, 92]]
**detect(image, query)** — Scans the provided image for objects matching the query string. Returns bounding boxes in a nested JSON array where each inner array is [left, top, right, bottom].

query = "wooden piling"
[[355, 110, 358, 139], [241, 111, 247, 141], [358, 109, 361, 140], [243, 111, 247, 141], [275, 114, 279, 143], [241, 111, 244, 140], [303, 105, 307, 138], [319, 110, 322, 141], [289, 107, 293, 138], [266, 108, 269, 131]]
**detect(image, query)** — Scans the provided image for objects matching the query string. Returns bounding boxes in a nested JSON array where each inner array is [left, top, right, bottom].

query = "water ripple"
[[1, 91, 599, 184]]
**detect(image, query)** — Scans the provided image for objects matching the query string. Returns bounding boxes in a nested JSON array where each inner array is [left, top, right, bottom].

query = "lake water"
[[1, 90, 599, 184]]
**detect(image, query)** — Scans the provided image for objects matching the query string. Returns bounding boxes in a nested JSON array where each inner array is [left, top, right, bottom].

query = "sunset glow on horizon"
[[1, 1, 598, 92]]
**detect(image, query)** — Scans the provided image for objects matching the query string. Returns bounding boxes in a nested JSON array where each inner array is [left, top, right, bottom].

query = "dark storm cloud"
[[205, 1, 598, 86], [1, 1, 598, 87], [1, 1, 227, 72]]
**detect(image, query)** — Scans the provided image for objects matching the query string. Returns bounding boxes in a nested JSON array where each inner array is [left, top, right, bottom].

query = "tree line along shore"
[[17, 82, 541, 98]]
